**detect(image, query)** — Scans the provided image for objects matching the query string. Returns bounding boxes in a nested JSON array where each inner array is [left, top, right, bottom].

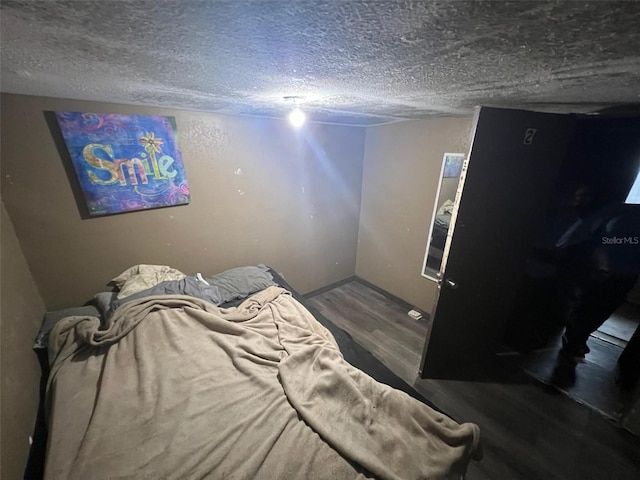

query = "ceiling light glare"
[[288, 107, 306, 128]]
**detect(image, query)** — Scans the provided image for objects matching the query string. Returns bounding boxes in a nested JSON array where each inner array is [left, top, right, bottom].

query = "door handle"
[[445, 278, 458, 289]]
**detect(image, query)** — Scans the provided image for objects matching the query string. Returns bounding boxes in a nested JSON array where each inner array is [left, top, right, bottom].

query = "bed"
[[30, 265, 481, 480]]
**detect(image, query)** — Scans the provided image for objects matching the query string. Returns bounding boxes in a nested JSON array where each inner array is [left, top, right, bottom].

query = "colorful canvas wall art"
[[55, 112, 190, 216]]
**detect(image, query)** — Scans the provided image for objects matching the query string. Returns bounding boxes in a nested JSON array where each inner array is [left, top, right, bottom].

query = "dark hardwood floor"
[[521, 330, 639, 426], [306, 279, 640, 480], [594, 302, 640, 347], [307, 280, 428, 382]]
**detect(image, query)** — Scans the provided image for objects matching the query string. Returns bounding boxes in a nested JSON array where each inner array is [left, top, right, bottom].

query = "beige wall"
[[1, 202, 46, 479], [1, 94, 365, 309], [0, 96, 470, 477], [356, 117, 473, 313]]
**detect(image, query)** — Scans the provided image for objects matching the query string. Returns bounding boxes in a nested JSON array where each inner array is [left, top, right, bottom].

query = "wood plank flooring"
[[596, 302, 640, 346], [306, 279, 640, 480], [307, 280, 428, 382], [522, 331, 639, 425]]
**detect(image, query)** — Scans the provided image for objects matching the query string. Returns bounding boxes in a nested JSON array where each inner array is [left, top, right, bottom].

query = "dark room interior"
[[2, 2, 640, 479]]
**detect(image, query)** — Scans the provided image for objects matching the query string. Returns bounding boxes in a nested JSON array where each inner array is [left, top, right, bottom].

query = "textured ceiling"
[[2, 0, 640, 125]]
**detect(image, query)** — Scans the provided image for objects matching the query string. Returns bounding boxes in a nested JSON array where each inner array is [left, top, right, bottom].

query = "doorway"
[[505, 115, 640, 430], [418, 107, 577, 380]]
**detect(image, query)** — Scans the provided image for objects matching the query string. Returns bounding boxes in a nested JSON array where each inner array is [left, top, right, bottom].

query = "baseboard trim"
[[353, 277, 428, 318], [305, 275, 428, 319], [303, 276, 357, 299]]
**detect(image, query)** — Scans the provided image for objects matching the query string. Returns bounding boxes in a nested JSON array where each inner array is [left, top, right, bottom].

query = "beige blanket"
[[46, 287, 481, 480]]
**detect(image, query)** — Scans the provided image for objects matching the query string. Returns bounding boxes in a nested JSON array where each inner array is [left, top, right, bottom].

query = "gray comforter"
[[46, 287, 481, 479]]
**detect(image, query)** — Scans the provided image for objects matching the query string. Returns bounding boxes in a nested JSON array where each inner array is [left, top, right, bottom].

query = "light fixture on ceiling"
[[284, 96, 306, 128]]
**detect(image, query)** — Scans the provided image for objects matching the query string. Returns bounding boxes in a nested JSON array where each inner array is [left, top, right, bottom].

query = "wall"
[[1, 202, 46, 479], [355, 117, 473, 313], [1, 94, 365, 309]]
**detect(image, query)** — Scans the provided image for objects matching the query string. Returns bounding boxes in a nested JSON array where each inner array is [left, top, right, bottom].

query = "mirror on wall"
[[421, 153, 466, 280]]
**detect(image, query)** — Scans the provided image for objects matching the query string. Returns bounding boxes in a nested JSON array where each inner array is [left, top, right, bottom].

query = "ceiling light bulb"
[[288, 108, 306, 128]]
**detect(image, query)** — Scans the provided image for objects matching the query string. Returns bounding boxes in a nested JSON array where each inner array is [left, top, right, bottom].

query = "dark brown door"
[[419, 107, 576, 379]]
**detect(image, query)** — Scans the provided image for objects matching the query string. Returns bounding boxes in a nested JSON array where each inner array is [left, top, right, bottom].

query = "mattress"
[[36, 265, 482, 479]]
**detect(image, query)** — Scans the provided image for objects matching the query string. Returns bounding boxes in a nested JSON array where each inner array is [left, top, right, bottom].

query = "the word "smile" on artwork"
[[82, 143, 177, 186]]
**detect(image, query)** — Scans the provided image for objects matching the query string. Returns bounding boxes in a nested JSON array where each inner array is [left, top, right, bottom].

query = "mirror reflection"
[[422, 153, 465, 279]]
